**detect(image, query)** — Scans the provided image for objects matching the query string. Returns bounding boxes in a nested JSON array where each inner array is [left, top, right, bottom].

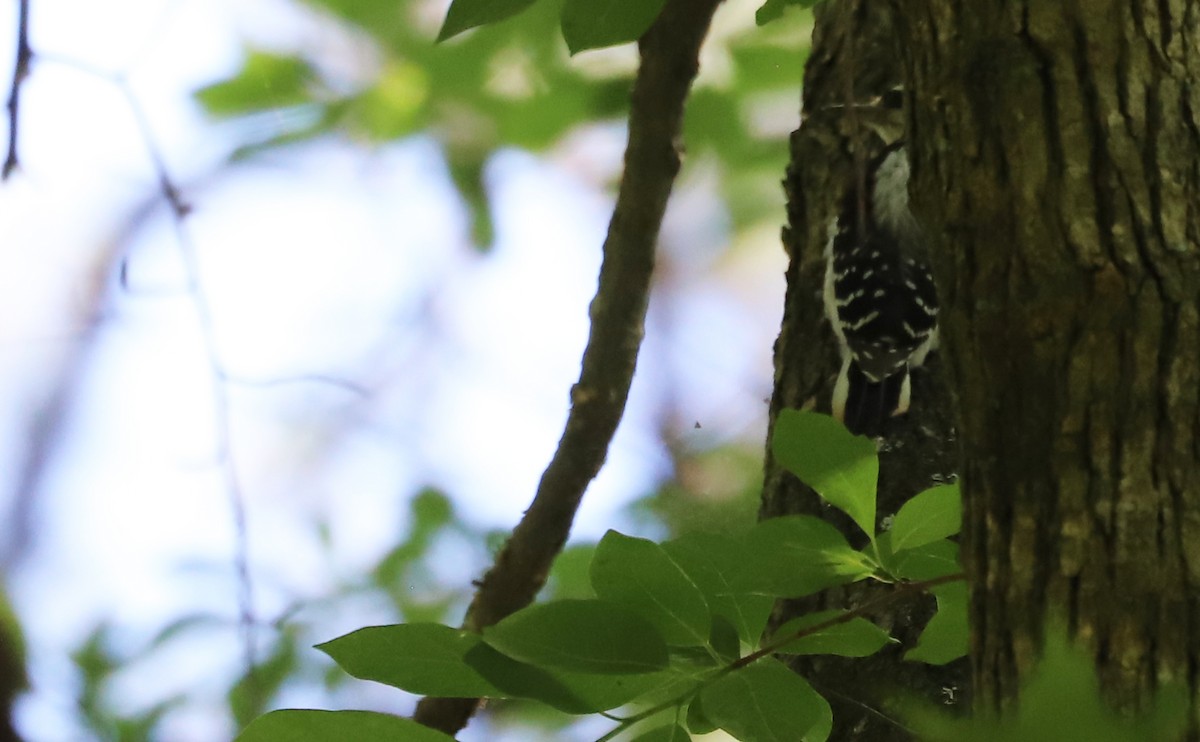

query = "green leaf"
[[885, 538, 961, 582], [731, 42, 805, 92], [463, 643, 671, 713], [235, 710, 454, 742], [560, 0, 668, 54], [631, 723, 691, 742], [890, 483, 962, 553], [769, 610, 894, 657], [316, 624, 502, 697], [347, 61, 429, 141], [687, 694, 718, 734], [546, 543, 598, 600], [482, 599, 669, 674], [301, 0, 405, 37], [709, 615, 742, 662], [372, 488, 455, 587], [807, 699, 834, 742], [438, 0, 540, 41], [662, 533, 774, 647], [771, 410, 879, 540], [229, 636, 298, 726], [683, 87, 747, 157], [196, 51, 316, 118], [743, 515, 875, 597], [906, 583, 968, 665], [591, 531, 711, 646], [701, 658, 829, 742], [446, 151, 494, 249]]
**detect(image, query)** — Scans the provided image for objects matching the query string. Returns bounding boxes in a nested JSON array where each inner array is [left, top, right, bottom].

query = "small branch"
[[741, 572, 964, 668], [3, 0, 31, 178], [121, 82, 259, 687], [594, 573, 965, 741], [412, 0, 726, 734], [40, 54, 261, 695]]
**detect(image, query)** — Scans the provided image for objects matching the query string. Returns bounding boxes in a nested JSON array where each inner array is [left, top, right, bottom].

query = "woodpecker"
[[823, 139, 939, 436]]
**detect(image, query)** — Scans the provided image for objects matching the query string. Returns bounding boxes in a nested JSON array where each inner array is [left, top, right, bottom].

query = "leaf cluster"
[[236, 411, 966, 741], [193, 0, 812, 247]]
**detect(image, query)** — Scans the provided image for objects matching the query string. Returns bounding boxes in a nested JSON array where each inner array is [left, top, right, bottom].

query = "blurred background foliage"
[[0, 0, 812, 739], [198, 0, 809, 244]]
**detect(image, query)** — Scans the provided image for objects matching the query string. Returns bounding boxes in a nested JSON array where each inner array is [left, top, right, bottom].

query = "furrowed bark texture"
[[761, 2, 966, 739], [899, 0, 1200, 726], [412, 0, 724, 735]]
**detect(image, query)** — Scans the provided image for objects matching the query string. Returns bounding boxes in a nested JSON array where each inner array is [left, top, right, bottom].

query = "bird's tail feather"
[[840, 362, 908, 437]]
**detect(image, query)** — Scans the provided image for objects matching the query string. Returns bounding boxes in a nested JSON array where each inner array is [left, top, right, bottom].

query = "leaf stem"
[[594, 572, 964, 741]]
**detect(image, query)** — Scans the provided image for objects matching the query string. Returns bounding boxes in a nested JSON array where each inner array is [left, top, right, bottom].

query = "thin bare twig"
[[117, 77, 259, 685], [37, 53, 261, 693], [412, 0, 726, 734], [3, 0, 31, 179]]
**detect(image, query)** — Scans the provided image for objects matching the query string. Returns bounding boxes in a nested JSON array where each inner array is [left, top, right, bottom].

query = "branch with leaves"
[[412, 0, 726, 734], [236, 410, 970, 742]]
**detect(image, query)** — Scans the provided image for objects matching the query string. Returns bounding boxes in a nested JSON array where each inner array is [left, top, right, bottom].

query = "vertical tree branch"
[[412, 0, 725, 734], [4, 0, 31, 179]]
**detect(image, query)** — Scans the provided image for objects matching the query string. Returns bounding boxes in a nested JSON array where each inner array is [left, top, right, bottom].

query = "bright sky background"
[[0, 0, 787, 739]]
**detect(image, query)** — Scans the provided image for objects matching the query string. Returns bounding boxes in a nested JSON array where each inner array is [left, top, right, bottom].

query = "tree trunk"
[[762, 2, 967, 739], [899, 0, 1200, 729]]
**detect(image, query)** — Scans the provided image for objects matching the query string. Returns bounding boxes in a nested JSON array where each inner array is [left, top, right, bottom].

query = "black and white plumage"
[[823, 142, 938, 436]]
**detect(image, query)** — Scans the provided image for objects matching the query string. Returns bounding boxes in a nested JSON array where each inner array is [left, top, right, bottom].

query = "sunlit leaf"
[[743, 515, 875, 597], [196, 51, 317, 117], [546, 543, 599, 600], [482, 599, 668, 674], [889, 483, 962, 553], [771, 410, 878, 540], [439, 0, 541, 41], [235, 709, 454, 742], [884, 538, 961, 582], [591, 530, 711, 646], [560, 0, 667, 54], [316, 624, 502, 697], [662, 532, 774, 647], [348, 61, 429, 140]]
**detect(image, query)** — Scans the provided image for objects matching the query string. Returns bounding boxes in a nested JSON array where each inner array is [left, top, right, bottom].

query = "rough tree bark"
[[762, 2, 967, 739], [898, 0, 1200, 731]]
